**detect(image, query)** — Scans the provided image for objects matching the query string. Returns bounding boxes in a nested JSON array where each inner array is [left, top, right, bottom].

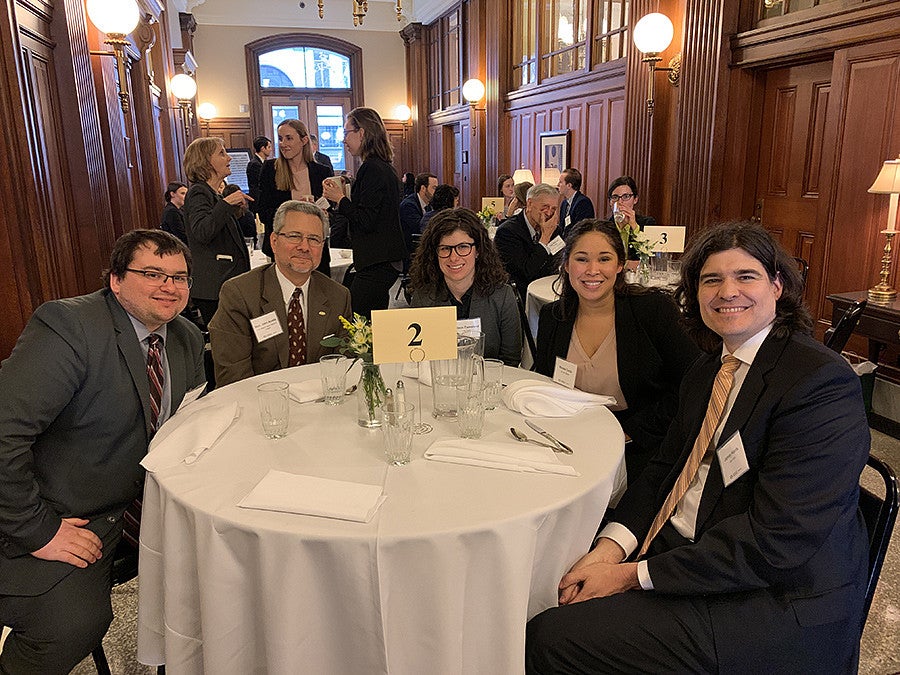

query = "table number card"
[[644, 225, 686, 253], [372, 306, 458, 364]]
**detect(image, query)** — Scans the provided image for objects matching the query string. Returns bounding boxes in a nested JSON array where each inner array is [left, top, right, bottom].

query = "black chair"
[[510, 282, 537, 367], [859, 454, 899, 629], [824, 298, 867, 353], [793, 257, 809, 288]]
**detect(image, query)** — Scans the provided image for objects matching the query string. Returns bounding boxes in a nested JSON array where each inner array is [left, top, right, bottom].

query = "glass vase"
[[357, 362, 387, 428], [637, 254, 651, 285]]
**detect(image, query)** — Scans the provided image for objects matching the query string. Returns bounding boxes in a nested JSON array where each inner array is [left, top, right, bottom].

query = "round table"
[[136, 364, 625, 674], [526, 275, 559, 340], [329, 248, 353, 285]]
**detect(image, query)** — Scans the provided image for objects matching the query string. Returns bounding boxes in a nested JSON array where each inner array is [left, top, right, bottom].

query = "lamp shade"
[[512, 168, 535, 185], [393, 104, 412, 122], [462, 78, 486, 104], [197, 102, 217, 120], [170, 74, 197, 101], [869, 158, 900, 194], [632, 13, 674, 54], [86, 0, 140, 35]]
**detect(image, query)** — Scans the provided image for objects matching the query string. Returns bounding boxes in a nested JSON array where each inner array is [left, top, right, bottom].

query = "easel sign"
[[371, 307, 458, 364], [644, 225, 686, 253]]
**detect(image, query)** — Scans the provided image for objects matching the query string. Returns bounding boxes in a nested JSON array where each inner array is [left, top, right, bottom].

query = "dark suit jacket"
[[160, 202, 187, 245], [208, 265, 352, 387], [0, 290, 205, 595], [246, 154, 264, 210], [614, 330, 869, 669], [559, 191, 595, 236], [335, 157, 407, 270], [314, 152, 334, 174], [399, 193, 425, 257], [494, 212, 561, 302], [183, 181, 251, 301], [535, 290, 699, 478]]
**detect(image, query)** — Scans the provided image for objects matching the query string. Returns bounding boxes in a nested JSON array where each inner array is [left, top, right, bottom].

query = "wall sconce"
[[632, 13, 681, 115], [170, 73, 197, 140], [197, 102, 217, 137], [867, 155, 900, 303], [86, 0, 140, 114], [512, 166, 535, 185], [462, 78, 485, 136], [393, 104, 412, 125]]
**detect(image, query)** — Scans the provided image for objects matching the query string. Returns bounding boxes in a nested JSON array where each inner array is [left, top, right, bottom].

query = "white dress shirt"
[[274, 266, 310, 333]]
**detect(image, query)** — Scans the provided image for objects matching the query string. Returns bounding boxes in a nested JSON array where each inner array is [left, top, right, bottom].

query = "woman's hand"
[[617, 201, 637, 229], [321, 178, 345, 203], [223, 190, 251, 208]]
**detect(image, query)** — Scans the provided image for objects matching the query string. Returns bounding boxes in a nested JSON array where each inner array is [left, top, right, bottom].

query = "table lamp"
[[867, 156, 900, 303]]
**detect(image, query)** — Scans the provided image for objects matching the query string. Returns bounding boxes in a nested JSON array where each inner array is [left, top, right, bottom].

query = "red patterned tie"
[[146, 333, 164, 432], [288, 287, 307, 366], [638, 355, 742, 558]]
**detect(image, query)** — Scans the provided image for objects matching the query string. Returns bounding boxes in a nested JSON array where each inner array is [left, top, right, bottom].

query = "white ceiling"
[[183, 0, 455, 32]]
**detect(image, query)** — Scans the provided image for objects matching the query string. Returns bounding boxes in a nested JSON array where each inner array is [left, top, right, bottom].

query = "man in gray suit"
[[209, 200, 352, 387], [0, 230, 206, 673]]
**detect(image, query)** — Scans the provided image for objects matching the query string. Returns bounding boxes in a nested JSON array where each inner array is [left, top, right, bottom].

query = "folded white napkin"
[[141, 401, 240, 472], [424, 436, 579, 476], [400, 361, 433, 387], [237, 470, 387, 523], [502, 379, 615, 417], [289, 380, 323, 403]]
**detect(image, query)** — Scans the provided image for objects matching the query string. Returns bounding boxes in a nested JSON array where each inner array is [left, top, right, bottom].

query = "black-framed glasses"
[[609, 193, 635, 202], [125, 268, 192, 288], [275, 232, 325, 247], [437, 242, 475, 258]]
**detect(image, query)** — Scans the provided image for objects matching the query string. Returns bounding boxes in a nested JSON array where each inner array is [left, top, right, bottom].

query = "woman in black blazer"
[[257, 118, 332, 276], [322, 107, 407, 317], [534, 219, 699, 481], [182, 137, 251, 326]]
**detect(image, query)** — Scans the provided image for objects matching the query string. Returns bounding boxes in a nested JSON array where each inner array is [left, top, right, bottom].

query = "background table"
[[525, 275, 558, 340], [137, 364, 625, 674], [329, 247, 353, 285]]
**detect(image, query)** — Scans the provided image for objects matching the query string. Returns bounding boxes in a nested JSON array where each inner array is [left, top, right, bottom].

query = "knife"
[[524, 420, 573, 454]]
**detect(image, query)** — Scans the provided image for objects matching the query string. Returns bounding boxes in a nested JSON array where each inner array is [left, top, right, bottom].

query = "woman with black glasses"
[[409, 208, 522, 366], [606, 176, 656, 255]]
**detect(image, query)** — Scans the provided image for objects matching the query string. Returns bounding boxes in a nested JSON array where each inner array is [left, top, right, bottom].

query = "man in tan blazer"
[[210, 200, 351, 387]]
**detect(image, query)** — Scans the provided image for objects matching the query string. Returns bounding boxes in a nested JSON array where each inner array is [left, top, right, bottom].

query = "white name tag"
[[216, 254, 234, 261], [552, 357, 577, 389], [564, 214, 571, 227], [174, 383, 206, 415], [456, 317, 482, 338], [547, 236, 566, 255], [251, 311, 283, 343], [717, 430, 750, 487]]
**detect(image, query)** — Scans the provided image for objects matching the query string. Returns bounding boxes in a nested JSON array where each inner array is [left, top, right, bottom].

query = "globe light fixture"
[[86, 0, 141, 113], [632, 13, 681, 115]]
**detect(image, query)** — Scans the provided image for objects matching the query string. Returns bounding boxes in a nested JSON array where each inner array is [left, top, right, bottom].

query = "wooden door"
[[754, 61, 833, 303], [263, 93, 352, 173]]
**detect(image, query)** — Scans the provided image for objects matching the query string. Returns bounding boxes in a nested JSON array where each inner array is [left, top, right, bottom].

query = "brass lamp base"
[[868, 230, 899, 303]]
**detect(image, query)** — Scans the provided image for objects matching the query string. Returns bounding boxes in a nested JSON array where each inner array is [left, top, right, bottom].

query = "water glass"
[[650, 252, 669, 283], [667, 258, 682, 284], [430, 334, 479, 418], [380, 403, 414, 465], [483, 358, 504, 410], [258, 381, 289, 438], [457, 384, 485, 439], [319, 354, 348, 405]]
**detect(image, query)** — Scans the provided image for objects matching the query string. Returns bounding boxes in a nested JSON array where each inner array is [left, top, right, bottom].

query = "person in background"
[[400, 172, 438, 258], [557, 168, 595, 237], [309, 134, 334, 174], [606, 176, 656, 248], [160, 181, 188, 245], [182, 136, 251, 326], [508, 180, 531, 217], [321, 107, 407, 318], [402, 172, 416, 197], [410, 208, 522, 366], [419, 183, 459, 232], [497, 174, 515, 219], [0, 230, 205, 674], [246, 135, 271, 212], [327, 175, 352, 250], [534, 219, 698, 479], [526, 221, 869, 675], [257, 118, 332, 278], [222, 183, 258, 248]]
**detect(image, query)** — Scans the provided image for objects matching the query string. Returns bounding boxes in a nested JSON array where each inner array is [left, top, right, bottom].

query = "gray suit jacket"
[[0, 290, 205, 595], [209, 264, 352, 387]]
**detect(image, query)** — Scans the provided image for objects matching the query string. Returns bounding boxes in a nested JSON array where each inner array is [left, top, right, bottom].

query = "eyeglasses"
[[343, 127, 360, 135], [437, 242, 475, 258], [609, 193, 635, 202], [125, 269, 192, 288], [275, 232, 325, 247]]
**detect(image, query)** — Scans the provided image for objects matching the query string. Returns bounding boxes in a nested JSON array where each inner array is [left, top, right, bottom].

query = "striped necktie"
[[637, 355, 742, 558], [146, 333, 164, 432], [288, 287, 307, 367]]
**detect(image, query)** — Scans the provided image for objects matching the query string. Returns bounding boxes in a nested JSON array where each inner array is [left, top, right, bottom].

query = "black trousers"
[[350, 261, 400, 319]]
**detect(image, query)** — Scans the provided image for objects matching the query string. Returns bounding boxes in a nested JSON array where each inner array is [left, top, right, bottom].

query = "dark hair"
[[253, 136, 271, 153], [552, 219, 630, 321], [164, 181, 187, 203], [497, 174, 512, 194], [561, 168, 582, 191], [410, 208, 508, 298], [607, 175, 639, 200], [513, 181, 532, 206], [415, 173, 436, 193], [430, 184, 460, 211], [309, 134, 318, 143], [674, 221, 812, 352], [346, 107, 393, 163], [103, 229, 191, 289]]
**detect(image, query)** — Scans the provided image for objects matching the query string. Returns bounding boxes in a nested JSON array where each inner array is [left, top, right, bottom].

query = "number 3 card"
[[371, 307, 459, 364]]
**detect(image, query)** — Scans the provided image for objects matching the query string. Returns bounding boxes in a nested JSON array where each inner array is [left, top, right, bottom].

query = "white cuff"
[[595, 522, 637, 561], [637, 560, 654, 590]]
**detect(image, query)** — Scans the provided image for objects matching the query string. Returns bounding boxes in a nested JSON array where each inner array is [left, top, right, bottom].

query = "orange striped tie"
[[637, 355, 741, 558]]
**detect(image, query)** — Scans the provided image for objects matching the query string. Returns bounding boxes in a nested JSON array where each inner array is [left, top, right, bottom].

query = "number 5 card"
[[371, 307, 459, 364]]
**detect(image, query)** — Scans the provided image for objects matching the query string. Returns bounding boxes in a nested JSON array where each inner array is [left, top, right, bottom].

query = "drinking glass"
[[430, 334, 478, 418], [257, 381, 289, 438], [457, 383, 485, 439], [380, 403, 414, 465], [319, 354, 348, 405], [483, 358, 504, 410]]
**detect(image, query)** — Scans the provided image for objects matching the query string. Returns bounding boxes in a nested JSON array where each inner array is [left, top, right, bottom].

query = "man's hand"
[[558, 537, 636, 604], [31, 517, 102, 568], [538, 207, 558, 243]]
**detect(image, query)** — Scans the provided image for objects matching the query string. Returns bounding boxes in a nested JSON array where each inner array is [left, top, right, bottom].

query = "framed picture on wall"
[[539, 130, 570, 185]]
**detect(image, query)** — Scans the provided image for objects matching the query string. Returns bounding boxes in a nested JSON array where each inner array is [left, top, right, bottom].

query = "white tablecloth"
[[137, 364, 626, 674], [525, 275, 559, 341], [329, 248, 353, 284]]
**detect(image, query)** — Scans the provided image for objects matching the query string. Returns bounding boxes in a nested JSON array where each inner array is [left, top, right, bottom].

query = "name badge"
[[251, 311, 283, 343], [547, 236, 565, 255], [216, 254, 234, 261], [717, 430, 750, 487], [564, 214, 571, 227], [456, 317, 482, 338], [552, 357, 577, 389]]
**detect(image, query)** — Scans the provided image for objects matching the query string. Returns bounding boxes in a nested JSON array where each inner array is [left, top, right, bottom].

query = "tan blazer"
[[209, 264, 352, 387]]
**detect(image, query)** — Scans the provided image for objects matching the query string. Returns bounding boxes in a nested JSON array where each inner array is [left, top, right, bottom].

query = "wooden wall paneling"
[[203, 116, 251, 149], [383, 120, 409, 178], [401, 23, 430, 172], [717, 66, 764, 221], [429, 123, 443, 178]]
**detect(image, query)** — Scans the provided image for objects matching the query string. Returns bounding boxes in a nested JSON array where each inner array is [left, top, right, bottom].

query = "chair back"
[[793, 257, 809, 288], [824, 298, 867, 353], [859, 454, 899, 629], [509, 281, 537, 368]]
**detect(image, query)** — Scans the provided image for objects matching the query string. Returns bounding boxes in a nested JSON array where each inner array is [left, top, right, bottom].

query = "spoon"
[[509, 427, 566, 453]]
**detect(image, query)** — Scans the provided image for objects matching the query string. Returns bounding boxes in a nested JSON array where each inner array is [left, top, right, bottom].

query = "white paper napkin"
[[237, 470, 387, 523], [289, 380, 323, 403], [141, 401, 240, 472], [400, 361, 433, 387], [502, 379, 615, 417], [424, 436, 579, 476]]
